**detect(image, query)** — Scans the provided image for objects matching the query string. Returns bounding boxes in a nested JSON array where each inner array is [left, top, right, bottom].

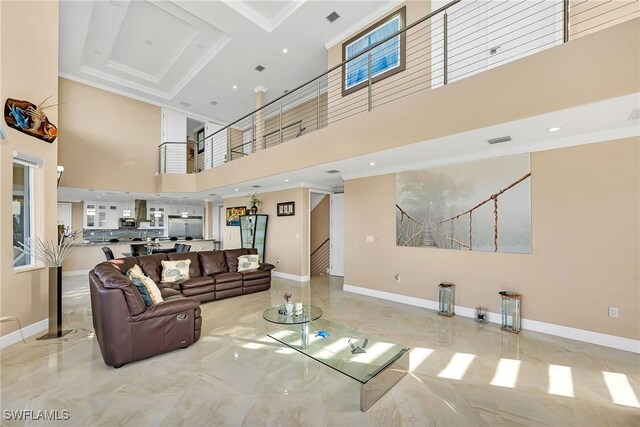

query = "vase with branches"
[[18, 228, 81, 339], [247, 192, 262, 214]]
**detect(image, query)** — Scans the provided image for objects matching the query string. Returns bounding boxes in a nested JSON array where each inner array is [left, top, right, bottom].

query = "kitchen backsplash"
[[83, 228, 164, 243]]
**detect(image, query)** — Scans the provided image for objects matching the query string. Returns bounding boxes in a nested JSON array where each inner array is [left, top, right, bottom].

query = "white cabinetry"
[[84, 202, 121, 229]]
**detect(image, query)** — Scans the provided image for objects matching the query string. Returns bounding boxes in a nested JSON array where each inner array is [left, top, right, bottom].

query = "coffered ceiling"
[[59, 0, 401, 123]]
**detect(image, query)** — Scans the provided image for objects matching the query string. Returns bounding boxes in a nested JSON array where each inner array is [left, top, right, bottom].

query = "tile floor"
[[1, 274, 639, 426]]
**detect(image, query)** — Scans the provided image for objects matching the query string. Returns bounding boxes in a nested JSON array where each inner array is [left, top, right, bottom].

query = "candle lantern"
[[438, 282, 455, 317], [499, 291, 521, 333], [475, 306, 488, 323]]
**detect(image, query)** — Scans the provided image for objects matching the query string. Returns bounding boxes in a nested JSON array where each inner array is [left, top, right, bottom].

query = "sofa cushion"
[[160, 287, 182, 299], [182, 285, 216, 297], [93, 263, 146, 316], [167, 252, 201, 277], [240, 269, 270, 280], [106, 256, 140, 275], [136, 253, 168, 283], [199, 251, 228, 275], [179, 276, 216, 290], [224, 248, 249, 272], [161, 259, 191, 282], [238, 254, 260, 272], [126, 266, 164, 306], [213, 272, 242, 284]]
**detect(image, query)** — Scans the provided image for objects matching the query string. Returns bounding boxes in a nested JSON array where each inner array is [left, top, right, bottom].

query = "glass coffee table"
[[263, 307, 409, 411]]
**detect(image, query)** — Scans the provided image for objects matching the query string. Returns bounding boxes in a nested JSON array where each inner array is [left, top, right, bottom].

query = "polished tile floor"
[[1, 274, 639, 426]]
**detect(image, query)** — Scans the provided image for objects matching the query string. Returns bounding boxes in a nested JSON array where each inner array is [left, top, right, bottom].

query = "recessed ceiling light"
[[282, 48, 288, 54], [196, 43, 205, 49], [547, 127, 561, 132], [234, 189, 239, 191], [284, 179, 289, 182], [369, 162, 376, 166], [232, 85, 237, 89], [145, 40, 153, 46], [326, 11, 340, 23]]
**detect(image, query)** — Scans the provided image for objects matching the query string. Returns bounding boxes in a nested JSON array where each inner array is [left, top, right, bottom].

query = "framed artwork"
[[196, 128, 205, 154], [226, 206, 247, 226], [277, 201, 295, 217]]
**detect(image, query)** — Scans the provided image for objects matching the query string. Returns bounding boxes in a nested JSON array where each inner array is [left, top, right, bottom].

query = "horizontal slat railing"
[[158, 0, 639, 174]]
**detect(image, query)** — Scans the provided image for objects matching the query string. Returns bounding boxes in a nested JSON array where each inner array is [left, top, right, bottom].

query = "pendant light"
[[181, 197, 189, 218], [122, 192, 131, 217]]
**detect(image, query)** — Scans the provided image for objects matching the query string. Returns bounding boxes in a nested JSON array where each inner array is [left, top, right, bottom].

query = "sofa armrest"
[[131, 297, 200, 322], [259, 263, 275, 271]]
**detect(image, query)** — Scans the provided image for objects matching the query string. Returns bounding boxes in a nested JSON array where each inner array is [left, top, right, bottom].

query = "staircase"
[[310, 238, 330, 277]]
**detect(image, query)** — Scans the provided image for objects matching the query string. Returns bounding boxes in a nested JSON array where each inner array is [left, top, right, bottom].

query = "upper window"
[[13, 159, 35, 268], [342, 7, 406, 96]]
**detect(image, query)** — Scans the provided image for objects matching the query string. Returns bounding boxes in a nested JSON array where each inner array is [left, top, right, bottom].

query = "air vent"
[[208, 193, 216, 196], [628, 108, 640, 121], [255, 65, 265, 72], [326, 11, 340, 23], [179, 101, 192, 108], [283, 90, 289, 94], [209, 100, 218, 106], [325, 169, 340, 174], [251, 185, 261, 188], [487, 136, 512, 145]]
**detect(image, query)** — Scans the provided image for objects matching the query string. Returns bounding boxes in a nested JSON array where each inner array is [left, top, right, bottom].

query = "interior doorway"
[[309, 191, 331, 277]]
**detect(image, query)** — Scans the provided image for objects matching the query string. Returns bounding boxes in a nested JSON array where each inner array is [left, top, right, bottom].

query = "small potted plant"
[[283, 292, 293, 316], [247, 192, 262, 214]]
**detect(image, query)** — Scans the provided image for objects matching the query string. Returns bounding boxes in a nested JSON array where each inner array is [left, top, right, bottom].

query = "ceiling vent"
[[179, 101, 192, 108], [255, 65, 265, 72], [627, 108, 640, 121], [487, 136, 512, 145], [325, 169, 340, 174], [283, 89, 289, 94], [251, 185, 261, 188], [209, 100, 218, 106], [326, 11, 340, 23]]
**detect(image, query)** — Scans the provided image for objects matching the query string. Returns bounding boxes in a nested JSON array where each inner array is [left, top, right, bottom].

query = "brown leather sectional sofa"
[[89, 248, 274, 367]]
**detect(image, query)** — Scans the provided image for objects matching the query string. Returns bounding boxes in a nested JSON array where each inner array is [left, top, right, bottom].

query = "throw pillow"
[[237, 254, 260, 272], [161, 259, 191, 282], [126, 266, 164, 307]]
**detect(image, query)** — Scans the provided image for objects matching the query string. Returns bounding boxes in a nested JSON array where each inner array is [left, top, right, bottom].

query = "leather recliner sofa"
[[89, 248, 274, 367]]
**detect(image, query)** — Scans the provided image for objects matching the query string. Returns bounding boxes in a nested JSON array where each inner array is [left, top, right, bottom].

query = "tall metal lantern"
[[438, 282, 455, 317], [499, 291, 521, 333]]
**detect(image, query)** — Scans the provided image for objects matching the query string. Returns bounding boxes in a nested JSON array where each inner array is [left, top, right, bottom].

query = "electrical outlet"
[[276, 260, 281, 265], [608, 306, 619, 318], [394, 274, 401, 283]]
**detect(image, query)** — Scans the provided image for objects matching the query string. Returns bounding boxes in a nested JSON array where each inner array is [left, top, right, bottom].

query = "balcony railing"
[[158, 0, 639, 174]]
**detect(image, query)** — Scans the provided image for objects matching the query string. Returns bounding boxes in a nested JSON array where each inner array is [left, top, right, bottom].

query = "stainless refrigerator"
[[168, 215, 203, 239]]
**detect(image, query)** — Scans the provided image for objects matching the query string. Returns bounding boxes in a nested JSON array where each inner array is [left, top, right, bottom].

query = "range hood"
[[134, 199, 148, 222]]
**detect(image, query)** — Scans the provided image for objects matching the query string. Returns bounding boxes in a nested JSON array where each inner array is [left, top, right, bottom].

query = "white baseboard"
[[63, 269, 90, 277], [343, 284, 640, 354], [272, 271, 311, 282], [0, 318, 48, 349]]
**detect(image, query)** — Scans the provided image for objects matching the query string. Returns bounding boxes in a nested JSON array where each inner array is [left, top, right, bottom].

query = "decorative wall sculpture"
[[396, 154, 531, 253], [4, 97, 58, 142]]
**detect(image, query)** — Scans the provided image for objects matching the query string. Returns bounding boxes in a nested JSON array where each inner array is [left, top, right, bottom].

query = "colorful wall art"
[[4, 97, 58, 142], [396, 154, 531, 253]]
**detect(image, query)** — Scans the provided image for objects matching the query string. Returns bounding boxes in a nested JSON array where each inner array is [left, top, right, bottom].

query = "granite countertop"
[[72, 238, 221, 247]]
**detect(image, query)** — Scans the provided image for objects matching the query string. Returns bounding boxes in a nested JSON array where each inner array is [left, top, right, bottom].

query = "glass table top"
[[267, 317, 409, 384], [262, 305, 323, 325]]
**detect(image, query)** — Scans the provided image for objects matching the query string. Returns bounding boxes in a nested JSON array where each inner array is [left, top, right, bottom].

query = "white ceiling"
[[59, 0, 400, 123]]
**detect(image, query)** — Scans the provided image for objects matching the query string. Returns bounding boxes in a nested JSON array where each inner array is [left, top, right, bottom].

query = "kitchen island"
[[63, 239, 222, 274]]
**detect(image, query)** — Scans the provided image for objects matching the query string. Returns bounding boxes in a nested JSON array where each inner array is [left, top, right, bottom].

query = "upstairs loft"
[[155, 2, 639, 193]]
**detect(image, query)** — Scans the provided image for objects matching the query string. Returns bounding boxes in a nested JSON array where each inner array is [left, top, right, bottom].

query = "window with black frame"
[[13, 160, 34, 268], [342, 7, 406, 97], [196, 128, 205, 154]]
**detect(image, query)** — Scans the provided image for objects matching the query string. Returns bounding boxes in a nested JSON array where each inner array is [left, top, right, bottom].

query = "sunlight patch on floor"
[[438, 352, 476, 380], [409, 347, 434, 372], [490, 358, 521, 388], [548, 364, 574, 397], [603, 371, 640, 408]]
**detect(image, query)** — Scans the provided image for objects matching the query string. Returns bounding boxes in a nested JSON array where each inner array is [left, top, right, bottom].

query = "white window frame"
[[12, 155, 38, 271]]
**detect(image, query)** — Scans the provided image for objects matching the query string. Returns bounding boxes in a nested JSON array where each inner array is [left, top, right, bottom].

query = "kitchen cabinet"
[[84, 202, 120, 229]]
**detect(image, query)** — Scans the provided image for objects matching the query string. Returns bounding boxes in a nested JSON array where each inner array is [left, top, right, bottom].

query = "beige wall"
[[223, 188, 309, 277], [344, 138, 640, 340], [570, 0, 640, 39], [162, 19, 639, 195], [0, 0, 59, 336], [57, 78, 161, 193], [310, 195, 330, 253], [263, 94, 328, 148]]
